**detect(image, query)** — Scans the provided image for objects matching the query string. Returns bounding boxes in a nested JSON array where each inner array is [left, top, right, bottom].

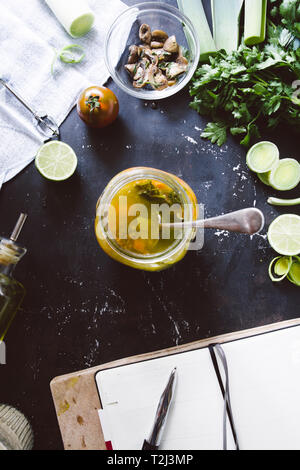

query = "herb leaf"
[[135, 181, 181, 205], [201, 122, 228, 146]]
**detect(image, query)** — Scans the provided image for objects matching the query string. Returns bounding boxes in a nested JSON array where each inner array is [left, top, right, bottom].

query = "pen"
[[142, 367, 177, 450]]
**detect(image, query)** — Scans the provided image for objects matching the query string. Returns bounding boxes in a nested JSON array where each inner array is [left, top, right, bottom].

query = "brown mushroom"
[[177, 46, 189, 62], [134, 60, 147, 79], [138, 44, 152, 59], [127, 45, 139, 64], [148, 65, 168, 91], [133, 74, 147, 88], [166, 57, 188, 79], [143, 48, 159, 66], [125, 64, 137, 76], [151, 41, 164, 49], [139, 24, 152, 44], [132, 59, 151, 88], [151, 48, 172, 62], [139, 44, 151, 51], [151, 29, 169, 41], [126, 24, 187, 92], [133, 80, 146, 89], [133, 81, 145, 89], [163, 35, 179, 54]]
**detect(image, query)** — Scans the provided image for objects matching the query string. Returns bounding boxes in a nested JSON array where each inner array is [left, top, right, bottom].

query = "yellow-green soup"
[[108, 179, 183, 256]]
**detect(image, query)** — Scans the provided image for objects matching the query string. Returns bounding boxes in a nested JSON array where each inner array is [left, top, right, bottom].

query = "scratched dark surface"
[[0, 0, 299, 451]]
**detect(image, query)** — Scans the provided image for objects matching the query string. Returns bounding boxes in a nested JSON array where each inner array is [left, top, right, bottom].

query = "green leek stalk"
[[177, 0, 217, 62], [45, 0, 95, 38], [244, 0, 267, 46], [211, 0, 244, 53], [268, 197, 300, 206]]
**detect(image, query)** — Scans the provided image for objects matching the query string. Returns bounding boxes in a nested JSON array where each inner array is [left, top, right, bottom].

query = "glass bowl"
[[105, 2, 200, 100]]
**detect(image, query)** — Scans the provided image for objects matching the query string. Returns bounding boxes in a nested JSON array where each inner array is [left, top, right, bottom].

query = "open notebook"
[[96, 325, 300, 450]]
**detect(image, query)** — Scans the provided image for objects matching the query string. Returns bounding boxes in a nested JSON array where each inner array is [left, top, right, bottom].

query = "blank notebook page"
[[222, 326, 300, 450], [96, 326, 300, 450], [96, 348, 236, 450]]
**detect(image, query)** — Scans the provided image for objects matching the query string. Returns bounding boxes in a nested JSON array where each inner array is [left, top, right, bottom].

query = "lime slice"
[[269, 158, 300, 191], [35, 142, 77, 181], [257, 171, 271, 186], [246, 141, 279, 174], [268, 214, 300, 256]]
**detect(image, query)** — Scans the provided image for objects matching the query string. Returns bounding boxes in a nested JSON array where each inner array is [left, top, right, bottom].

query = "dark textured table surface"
[[0, 0, 299, 450]]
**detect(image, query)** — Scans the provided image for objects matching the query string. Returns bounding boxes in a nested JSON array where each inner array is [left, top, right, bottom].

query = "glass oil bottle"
[[0, 214, 27, 341]]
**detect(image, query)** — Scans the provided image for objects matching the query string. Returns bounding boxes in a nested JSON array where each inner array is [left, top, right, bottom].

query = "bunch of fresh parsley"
[[270, 0, 300, 39], [190, 0, 300, 147]]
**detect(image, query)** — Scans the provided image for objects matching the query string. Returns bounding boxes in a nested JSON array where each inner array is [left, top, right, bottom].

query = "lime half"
[[268, 214, 300, 256], [246, 141, 279, 174], [35, 142, 78, 181]]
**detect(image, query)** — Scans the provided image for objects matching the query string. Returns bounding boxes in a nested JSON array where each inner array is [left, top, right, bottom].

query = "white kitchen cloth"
[[0, 0, 127, 187]]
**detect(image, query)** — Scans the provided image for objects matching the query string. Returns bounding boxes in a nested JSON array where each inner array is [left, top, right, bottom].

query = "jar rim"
[[96, 167, 196, 266]]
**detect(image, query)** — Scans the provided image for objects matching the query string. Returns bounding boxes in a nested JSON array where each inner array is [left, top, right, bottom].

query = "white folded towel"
[[0, 0, 126, 187]]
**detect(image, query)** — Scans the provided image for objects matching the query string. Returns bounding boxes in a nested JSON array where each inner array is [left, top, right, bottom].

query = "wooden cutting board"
[[50, 318, 300, 450]]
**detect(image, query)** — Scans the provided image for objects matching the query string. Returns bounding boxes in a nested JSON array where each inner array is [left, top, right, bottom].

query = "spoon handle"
[[161, 208, 264, 235], [202, 208, 263, 234]]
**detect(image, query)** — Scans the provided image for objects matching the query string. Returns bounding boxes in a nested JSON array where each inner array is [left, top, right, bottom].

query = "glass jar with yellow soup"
[[95, 168, 198, 271]]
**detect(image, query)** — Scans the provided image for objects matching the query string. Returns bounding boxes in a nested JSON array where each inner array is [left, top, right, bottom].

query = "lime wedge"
[[35, 142, 78, 181], [269, 158, 300, 191], [268, 214, 300, 256], [246, 141, 279, 174]]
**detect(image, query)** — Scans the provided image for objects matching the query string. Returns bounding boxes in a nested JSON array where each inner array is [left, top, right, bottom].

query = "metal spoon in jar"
[[159, 208, 265, 236]]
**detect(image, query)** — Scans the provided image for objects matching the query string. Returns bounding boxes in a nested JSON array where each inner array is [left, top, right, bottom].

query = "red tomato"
[[77, 86, 119, 128]]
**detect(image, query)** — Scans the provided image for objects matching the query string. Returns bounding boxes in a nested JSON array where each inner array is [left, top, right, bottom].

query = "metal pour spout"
[[10, 213, 28, 242]]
